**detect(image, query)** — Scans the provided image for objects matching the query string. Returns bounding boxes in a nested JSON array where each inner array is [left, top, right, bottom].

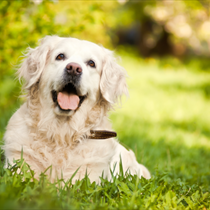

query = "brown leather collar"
[[88, 130, 117, 139]]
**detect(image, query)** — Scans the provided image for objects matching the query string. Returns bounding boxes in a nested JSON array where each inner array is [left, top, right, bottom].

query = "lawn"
[[0, 52, 210, 209]]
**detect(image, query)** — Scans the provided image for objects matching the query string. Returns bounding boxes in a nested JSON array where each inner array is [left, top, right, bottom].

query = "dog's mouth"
[[51, 83, 86, 112]]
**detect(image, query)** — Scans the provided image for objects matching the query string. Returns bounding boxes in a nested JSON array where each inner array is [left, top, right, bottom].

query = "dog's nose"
[[66, 62, 82, 75]]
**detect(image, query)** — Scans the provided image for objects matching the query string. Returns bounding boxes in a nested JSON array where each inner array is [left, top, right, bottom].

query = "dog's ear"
[[18, 35, 60, 89], [100, 50, 129, 104]]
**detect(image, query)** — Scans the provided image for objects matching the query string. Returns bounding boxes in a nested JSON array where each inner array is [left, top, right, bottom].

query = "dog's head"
[[18, 36, 128, 116]]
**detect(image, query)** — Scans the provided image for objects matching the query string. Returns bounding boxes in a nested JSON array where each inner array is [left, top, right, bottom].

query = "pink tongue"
[[57, 92, 79, 110]]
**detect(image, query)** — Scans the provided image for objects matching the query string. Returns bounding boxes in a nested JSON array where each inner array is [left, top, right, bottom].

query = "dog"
[[3, 36, 150, 182]]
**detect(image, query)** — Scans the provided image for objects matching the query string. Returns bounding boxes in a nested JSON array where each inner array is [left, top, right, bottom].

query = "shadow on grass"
[[156, 82, 210, 99], [181, 57, 210, 72], [157, 56, 210, 72], [162, 120, 210, 139]]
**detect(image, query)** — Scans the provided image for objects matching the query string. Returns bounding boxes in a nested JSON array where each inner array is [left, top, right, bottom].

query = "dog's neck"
[[26, 83, 112, 149]]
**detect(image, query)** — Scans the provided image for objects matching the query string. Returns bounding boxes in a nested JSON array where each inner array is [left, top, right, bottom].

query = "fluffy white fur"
[[3, 36, 150, 182]]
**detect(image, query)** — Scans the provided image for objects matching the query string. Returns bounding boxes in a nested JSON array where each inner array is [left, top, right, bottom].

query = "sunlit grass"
[[112, 53, 210, 147], [111, 52, 210, 185]]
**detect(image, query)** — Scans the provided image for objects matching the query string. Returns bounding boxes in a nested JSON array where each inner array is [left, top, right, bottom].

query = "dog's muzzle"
[[51, 62, 86, 112]]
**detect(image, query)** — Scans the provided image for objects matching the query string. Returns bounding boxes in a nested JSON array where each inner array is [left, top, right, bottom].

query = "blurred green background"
[[0, 0, 210, 185]]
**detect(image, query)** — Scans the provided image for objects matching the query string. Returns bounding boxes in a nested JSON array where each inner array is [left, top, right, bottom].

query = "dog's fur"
[[3, 36, 150, 182]]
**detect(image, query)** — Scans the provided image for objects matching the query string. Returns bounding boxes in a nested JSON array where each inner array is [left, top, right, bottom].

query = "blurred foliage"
[[115, 0, 210, 57]]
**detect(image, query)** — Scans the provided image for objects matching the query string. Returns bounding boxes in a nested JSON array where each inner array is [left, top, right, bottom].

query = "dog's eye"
[[56, 54, 65, 60], [88, 60, 96, 68]]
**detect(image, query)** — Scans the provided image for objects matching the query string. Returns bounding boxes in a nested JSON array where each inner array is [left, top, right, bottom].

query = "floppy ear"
[[100, 50, 129, 104], [18, 35, 60, 89]]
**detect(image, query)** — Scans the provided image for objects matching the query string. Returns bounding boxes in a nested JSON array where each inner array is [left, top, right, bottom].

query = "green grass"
[[111, 53, 210, 181], [0, 53, 210, 209]]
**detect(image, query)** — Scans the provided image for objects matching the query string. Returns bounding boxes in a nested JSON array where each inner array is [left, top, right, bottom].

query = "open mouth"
[[51, 83, 86, 112]]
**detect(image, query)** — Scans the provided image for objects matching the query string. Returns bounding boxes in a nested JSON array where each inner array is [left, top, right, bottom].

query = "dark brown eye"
[[56, 53, 65, 60], [88, 60, 96, 68]]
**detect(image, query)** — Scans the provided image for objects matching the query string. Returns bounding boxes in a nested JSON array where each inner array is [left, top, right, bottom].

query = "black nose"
[[66, 62, 82, 75]]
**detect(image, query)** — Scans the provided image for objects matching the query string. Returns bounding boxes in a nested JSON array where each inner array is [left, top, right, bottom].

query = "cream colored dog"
[[3, 36, 150, 182]]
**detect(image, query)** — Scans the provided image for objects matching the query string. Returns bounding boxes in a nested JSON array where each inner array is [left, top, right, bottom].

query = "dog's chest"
[[29, 139, 117, 180]]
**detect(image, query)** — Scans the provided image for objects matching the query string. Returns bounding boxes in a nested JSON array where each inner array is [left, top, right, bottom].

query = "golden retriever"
[[3, 36, 150, 182]]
